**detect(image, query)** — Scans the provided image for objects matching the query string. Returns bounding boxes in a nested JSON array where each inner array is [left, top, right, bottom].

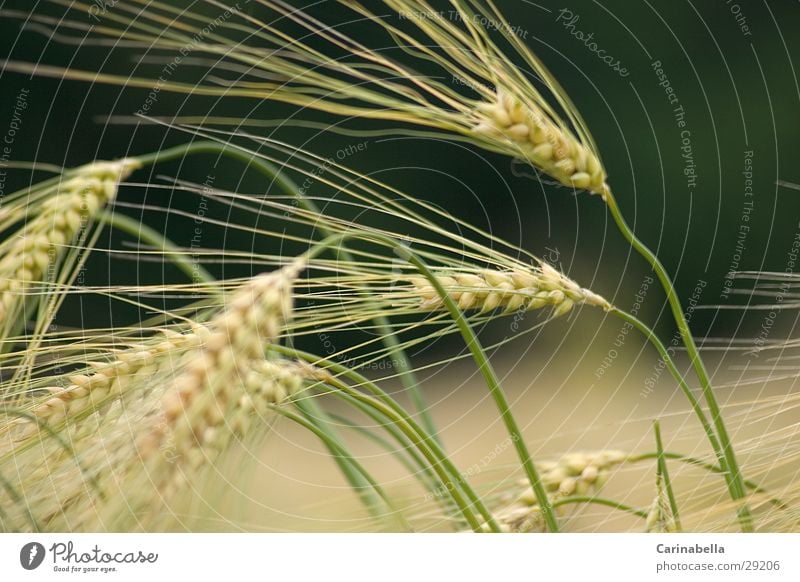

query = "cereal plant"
[[0, 0, 797, 533]]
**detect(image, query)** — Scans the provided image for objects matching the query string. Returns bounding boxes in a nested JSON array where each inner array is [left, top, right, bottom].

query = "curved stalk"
[[604, 190, 752, 531], [291, 397, 385, 519], [325, 411, 440, 492], [303, 232, 558, 532], [552, 496, 648, 520], [402, 249, 559, 532], [273, 345, 500, 532], [325, 405, 453, 521], [610, 309, 728, 489], [320, 378, 487, 531], [627, 452, 786, 510], [271, 405, 412, 530]]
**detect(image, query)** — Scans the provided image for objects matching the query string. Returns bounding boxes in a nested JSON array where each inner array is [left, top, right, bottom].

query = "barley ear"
[[481, 450, 628, 532], [11, 327, 207, 438], [0, 158, 140, 333], [132, 263, 306, 500], [474, 88, 608, 196], [645, 483, 678, 533], [408, 265, 610, 317], [0, 324, 208, 531]]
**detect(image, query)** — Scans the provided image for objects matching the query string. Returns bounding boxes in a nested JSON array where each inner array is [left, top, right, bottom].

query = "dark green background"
[[1, 0, 799, 351]]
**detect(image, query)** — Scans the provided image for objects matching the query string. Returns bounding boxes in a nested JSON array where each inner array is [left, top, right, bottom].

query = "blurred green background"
[[1, 0, 799, 355]]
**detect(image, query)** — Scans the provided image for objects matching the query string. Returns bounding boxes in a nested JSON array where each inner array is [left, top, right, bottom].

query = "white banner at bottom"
[[1, 533, 797, 581]]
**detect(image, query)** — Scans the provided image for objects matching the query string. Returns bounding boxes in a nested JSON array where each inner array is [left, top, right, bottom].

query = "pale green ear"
[[404, 267, 609, 315], [0, 159, 140, 367], [2, 0, 609, 195]]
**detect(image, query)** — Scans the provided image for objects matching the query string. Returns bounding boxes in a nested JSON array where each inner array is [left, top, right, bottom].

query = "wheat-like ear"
[[0, 324, 204, 532], [92, 262, 307, 528], [645, 485, 678, 533], [474, 88, 607, 194], [4, 327, 206, 439], [0, 158, 140, 339], [1, 2, 607, 195], [0, 262, 309, 531], [407, 263, 610, 318], [480, 450, 627, 532], [138, 262, 303, 464]]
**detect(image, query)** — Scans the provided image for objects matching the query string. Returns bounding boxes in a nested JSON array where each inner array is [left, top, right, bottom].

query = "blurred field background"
[[198, 335, 799, 532]]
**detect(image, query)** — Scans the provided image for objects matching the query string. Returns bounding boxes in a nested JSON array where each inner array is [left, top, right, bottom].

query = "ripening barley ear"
[[645, 488, 678, 533], [473, 87, 608, 194], [477, 450, 628, 533], [5, 326, 206, 438], [1, 1, 607, 195], [272, 0, 608, 194], [0, 325, 206, 532], [97, 262, 307, 530], [0, 1, 764, 532], [138, 263, 302, 463], [0, 158, 140, 343], [407, 263, 610, 318], [0, 262, 313, 531]]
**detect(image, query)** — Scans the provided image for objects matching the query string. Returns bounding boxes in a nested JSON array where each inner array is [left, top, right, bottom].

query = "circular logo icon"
[[19, 542, 46, 570]]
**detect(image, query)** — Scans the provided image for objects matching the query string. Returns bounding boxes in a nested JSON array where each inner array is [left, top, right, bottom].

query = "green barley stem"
[[271, 404, 411, 530], [396, 247, 560, 532], [326, 408, 445, 509], [611, 309, 727, 488], [292, 397, 386, 519], [329, 391, 467, 530], [326, 412, 436, 489], [328, 385, 467, 529], [309, 376, 488, 531], [604, 191, 752, 532], [272, 345, 499, 532], [134, 141, 439, 442], [552, 496, 649, 520], [627, 452, 786, 510], [654, 420, 682, 531], [303, 231, 557, 531]]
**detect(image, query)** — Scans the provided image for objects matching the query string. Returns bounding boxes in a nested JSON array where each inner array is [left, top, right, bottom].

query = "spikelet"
[[481, 450, 628, 533], [645, 492, 677, 533], [474, 88, 608, 196], [645, 468, 678, 533], [407, 263, 610, 318], [0, 158, 140, 331]]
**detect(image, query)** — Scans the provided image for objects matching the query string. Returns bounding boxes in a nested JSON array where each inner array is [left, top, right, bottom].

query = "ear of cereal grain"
[[406, 265, 610, 318], [0, 264, 312, 531], [0, 159, 140, 348]]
